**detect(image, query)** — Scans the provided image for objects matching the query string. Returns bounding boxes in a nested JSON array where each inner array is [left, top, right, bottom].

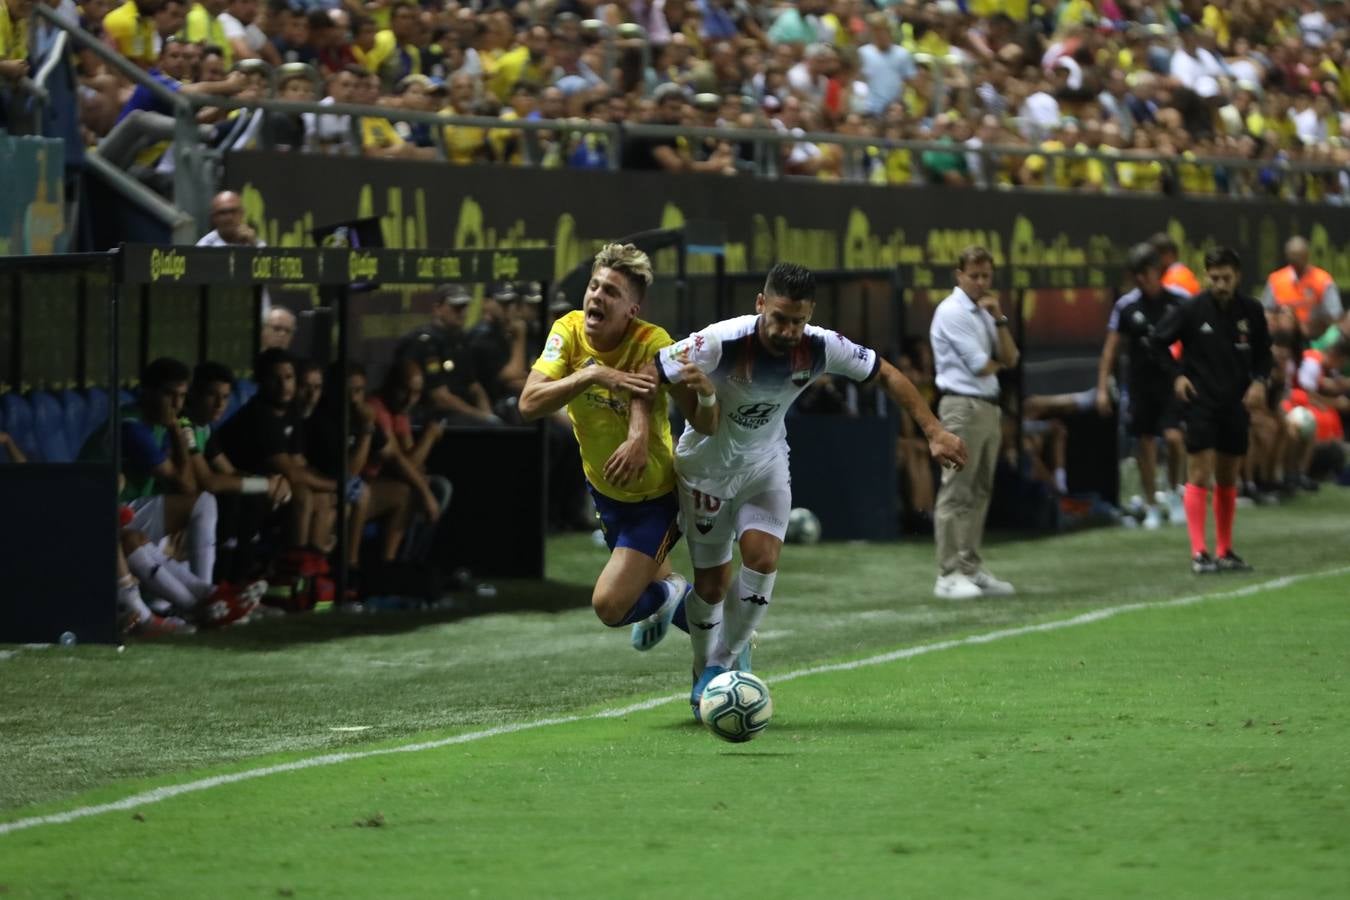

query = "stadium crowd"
[[3, 0, 1350, 197]]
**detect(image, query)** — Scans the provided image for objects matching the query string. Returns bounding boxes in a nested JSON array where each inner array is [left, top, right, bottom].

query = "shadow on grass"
[[185, 579, 594, 651]]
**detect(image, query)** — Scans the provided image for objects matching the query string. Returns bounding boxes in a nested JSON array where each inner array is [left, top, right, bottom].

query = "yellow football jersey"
[[532, 311, 675, 503]]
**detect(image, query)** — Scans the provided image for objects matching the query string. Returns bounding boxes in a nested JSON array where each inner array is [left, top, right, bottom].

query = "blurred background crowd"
[[4, 0, 1350, 197]]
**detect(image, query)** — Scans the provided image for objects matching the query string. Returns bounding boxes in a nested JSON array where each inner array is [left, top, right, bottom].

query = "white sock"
[[162, 557, 214, 601], [117, 574, 153, 621], [188, 491, 218, 581], [127, 545, 200, 610], [710, 567, 776, 669], [1054, 468, 1068, 494], [684, 591, 722, 674]]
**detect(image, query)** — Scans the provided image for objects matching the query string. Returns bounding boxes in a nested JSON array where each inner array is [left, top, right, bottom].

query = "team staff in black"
[[1152, 247, 1272, 574], [393, 284, 501, 425], [1097, 243, 1190, 529]]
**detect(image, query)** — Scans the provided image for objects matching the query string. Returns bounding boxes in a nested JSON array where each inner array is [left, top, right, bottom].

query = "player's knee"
[[693, 576, 726, 605], [741, 548, 780, 574]]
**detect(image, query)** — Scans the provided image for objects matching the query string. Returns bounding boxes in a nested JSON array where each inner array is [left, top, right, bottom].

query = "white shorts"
[[126, 495, 168, 543], [676, 458, 791, 569]]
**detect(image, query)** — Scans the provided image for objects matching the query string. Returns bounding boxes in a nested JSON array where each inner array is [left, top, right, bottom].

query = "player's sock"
[[1053, 467, 1068, 494], [117, 574, 153, 621], [709, 567, 776, 669], [684, 591, 722, 673], [162, 557, 215, 602], [1213, 484, 1237, 557], [615, 581, 670, 626], [1183, 483, 1210, 556], [126, 545, 200, 610], [188, 491, 219, 582], [671, 596, 689, 634]]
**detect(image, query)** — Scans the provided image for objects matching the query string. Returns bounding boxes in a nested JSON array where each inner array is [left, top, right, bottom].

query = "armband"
[[698, 392, 717, 408]]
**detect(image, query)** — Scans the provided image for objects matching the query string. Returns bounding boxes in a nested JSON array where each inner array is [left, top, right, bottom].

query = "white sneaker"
[[934, 573, 983, 600], [970, 570, 1015, 596], [1167, 490, 1186, 526], [1142, 506, 1162, 530]]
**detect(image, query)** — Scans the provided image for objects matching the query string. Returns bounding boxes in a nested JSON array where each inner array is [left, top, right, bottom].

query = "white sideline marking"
[[2, 567, 1345, 838]]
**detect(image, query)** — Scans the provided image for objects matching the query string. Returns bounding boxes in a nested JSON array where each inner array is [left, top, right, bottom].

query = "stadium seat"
[[31, 391, 76, 463], [235, 378, 257, 406], [60, 389, 90, 445], [0, 393, 38, 461], [84, 387, 110, 443]]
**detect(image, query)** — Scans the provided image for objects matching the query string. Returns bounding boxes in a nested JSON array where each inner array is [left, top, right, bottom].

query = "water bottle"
[[474, 583, 497, 599], [59, 631, 77, 647]]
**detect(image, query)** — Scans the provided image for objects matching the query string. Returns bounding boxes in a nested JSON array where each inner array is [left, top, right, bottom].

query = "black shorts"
[[1127, 381, 1179, 437], [1182, 403, 1249, 456]]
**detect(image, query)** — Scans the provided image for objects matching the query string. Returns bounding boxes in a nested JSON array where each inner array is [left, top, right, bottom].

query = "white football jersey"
[[657, 315, 880, 493]]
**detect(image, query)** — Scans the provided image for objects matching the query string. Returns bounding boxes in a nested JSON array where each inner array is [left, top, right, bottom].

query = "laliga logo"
[[348, 251, 378, 281], [492, 252, 519, 280], [149, 249, 186, 282]]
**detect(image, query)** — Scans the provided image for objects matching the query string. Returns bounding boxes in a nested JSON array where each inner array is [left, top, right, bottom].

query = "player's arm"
[[154, 421, 198, 494], [1245, 305, 1274, 408], [268, 452, 337, 493], [1150, 302, 1191, 401], [671, 365, 719, 435], [0, 431, 26, 463], [871, 358, 967, 470], [518, 366, 656, 421], [1096, 331, 1120, 416], [653, 330, 723, 434]]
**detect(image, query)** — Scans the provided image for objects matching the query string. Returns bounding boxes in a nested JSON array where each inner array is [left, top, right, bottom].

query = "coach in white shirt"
[[929, 246, 1019, 600], [196, 190, 271, 315]]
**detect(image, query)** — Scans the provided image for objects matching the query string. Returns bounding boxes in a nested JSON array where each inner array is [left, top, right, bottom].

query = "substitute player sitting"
[[652, 263, 967, 719], [519, 243, 702, 648]]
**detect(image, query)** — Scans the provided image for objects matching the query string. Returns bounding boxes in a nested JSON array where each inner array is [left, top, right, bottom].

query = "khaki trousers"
[[934, 395, 1002, 577]]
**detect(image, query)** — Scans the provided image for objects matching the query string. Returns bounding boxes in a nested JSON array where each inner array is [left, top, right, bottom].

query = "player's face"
[[955, 260, 993, 301], [755, 293, 813, 355], [155, 381, 189, 423], [1206, 264, 1238, 302], [296, 369, 321, 411], [1136, 264, 1163, 295], [199, 380, 232, 424], [583, 267, 638, 348], [266, 363, 297, 407]]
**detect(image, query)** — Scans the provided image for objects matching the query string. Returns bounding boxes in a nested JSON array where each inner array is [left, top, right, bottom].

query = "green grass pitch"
[[2, 491, 1348, 897]]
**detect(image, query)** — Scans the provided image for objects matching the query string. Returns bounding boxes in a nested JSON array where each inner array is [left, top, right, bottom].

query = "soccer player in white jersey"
[[651, 263, 968, 718]]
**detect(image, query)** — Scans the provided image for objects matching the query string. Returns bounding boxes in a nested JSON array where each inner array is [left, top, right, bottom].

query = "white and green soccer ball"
[[1288, 405, 1317, 440], [699, 670, 773, 743], [786, 507, 821, 545]]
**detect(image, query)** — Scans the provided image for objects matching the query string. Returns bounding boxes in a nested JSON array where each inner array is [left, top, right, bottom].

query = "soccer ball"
[[786, 507, 821, 545], [699, 670, 773, 743], [1288, 405, 1317, 440]]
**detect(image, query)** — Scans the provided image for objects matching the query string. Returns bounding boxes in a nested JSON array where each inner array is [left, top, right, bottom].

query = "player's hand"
[[679, 364, 715, 399], [928, 429, 967, 471], [1243, 380, 1266, 409], [425, 420, 446, 442], [591, 366, 657, 397], [354, 401, 376, 427], [1175, 375, 1197, 403], [978, 295, 1003, 316], [603, 437, 648, 487], [268, 474, 292, 507], [1094, 388, 1113, 417]]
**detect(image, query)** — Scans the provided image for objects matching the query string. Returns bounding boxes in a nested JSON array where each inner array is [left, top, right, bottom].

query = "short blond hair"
[[591, 242, 653, 302]]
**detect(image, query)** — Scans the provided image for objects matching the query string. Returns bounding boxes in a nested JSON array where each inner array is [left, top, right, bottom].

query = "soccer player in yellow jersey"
[[520, 243, 712, 650]]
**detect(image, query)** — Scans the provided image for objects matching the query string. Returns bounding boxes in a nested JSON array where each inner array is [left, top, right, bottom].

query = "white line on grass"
[[2, 566, 1346, 837]]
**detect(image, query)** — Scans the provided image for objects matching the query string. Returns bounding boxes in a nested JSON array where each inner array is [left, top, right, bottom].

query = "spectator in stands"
[[394, 283, 499, 424], [99, 37, 244, 191], [215, 348, 337, 570], [154, 0, 188, 50], [392, 73, 441, 148], [196, 189, 262, 247], [303, 64, 360, 154], [1262, 235, 1343, 338], [103, 0, 160, 69], [182, 0, 231, 68], [219, 0, 278, 66], [261, 305, 297, 351], [0, 0, 28, 132], [468, 281, 530, 416], [368, 358, 452, 563], [264, 63, 318, 149]]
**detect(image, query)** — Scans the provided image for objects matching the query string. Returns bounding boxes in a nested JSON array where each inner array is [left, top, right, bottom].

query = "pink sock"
[[1184, 484, 1210, 556], [1213, 485, 1237, 557]]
